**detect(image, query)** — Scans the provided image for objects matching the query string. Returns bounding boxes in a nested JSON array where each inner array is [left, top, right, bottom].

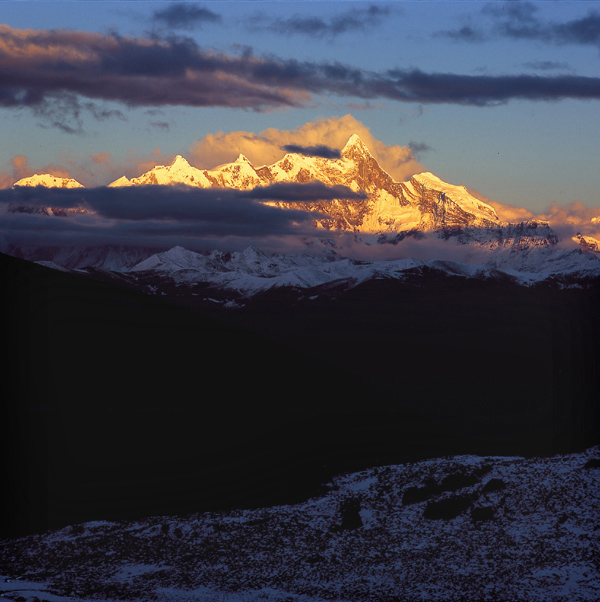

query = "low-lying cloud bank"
[[2, 181, 599, 264], [0, 182, 364, 251]]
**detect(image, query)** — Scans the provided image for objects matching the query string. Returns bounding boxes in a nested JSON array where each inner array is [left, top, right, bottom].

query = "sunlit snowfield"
[[2, 448, 599, 602]]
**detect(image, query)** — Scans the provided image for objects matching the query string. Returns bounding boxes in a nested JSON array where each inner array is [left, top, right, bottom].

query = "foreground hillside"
[[1, 448, 599, 602]]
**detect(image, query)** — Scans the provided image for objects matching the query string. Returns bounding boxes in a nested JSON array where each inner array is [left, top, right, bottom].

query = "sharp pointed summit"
[[341, 134, 372, 158], [170, 155, 191, 168]]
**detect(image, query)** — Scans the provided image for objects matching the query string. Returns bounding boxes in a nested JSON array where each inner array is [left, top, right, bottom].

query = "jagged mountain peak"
[[574, 233, 600, 253], [170, 155, 192, 168], [107, 176, 131, 188], [341, 134, 372, 158], [236, 154, 252, 164]]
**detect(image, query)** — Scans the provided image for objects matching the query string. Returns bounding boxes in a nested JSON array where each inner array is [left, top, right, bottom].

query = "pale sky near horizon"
[[1, 1, 599, 213]]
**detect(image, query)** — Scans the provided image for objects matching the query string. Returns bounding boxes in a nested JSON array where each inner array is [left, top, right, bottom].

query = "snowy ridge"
[[127, 241, 600, 296], [102, 134, 502, 235], [1, 447, 599, 601], [574, 233, 600, 253], [13, 173, 84, 188], [10, 134, 600, 286]]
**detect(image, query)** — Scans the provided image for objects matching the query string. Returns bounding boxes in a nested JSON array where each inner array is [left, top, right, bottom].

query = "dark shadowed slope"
[[0, 252, 389, 536], [2, 252, 599, 537]]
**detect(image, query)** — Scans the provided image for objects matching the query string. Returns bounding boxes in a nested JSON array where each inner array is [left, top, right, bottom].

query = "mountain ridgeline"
[[103, 134, 503, 234], [10, 133, 599, 278]]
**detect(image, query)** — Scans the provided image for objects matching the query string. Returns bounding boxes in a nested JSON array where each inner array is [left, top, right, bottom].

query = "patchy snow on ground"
[[1, 448, 599, 602]]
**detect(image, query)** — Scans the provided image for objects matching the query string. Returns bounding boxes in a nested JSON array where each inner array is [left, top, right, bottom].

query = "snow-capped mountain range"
[[117, 243, 600, 297], [103, 134, 500, 234], [9, 134, 600, 294]]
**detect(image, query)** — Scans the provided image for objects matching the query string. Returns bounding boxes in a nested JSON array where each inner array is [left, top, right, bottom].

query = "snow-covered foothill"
[[1, 448, 599, 601]]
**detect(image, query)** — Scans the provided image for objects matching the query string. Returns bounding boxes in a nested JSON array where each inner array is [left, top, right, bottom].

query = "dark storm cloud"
[[445, 4, 600, 49], [152, 3, 222, 30], [4, 23, 600, 128], [0, 182, 366, 246], [281, 144, 342, 159], [251, 5, 392, 38]]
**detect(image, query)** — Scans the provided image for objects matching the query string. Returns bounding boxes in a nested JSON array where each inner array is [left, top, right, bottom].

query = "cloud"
[[152, 3, 222, 30], [90, 152, 111, 165], [0, 155, 30, 188], [0, 154, 75, 187], [486, 200, 536, 223], [523, 60, 570, 72], [4, 23, 600, 133], [251, 5, 392, 38], [0, 25, 307, 120], [347, 101, 386, 111], [0, 182, 366, 250], [445, 5, 600, 49], [377, 69, 600, 106], [189, 115, 424, 182], [408, 141, 433, 157], [553, 11, 600, 47], [538, 201, 600, 242], [281, 144, 342, 159], [442, 25, 485, 43], [471, 189, 600, 244], [150, 121, 170, 131]]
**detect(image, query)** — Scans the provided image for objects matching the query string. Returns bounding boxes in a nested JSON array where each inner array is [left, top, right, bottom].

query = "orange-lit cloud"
[[468, 187, 600, 245], [90, 152, 111, 165], [538, 201, 600, 242], [188, 114, 424, 181], [0, 154, 73, 187]]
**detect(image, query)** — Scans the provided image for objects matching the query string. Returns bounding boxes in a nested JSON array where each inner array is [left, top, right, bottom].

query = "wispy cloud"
[[444, 4, 600, 50], [408, 141, 433, 157], [152, 3, 222, 30], [90, 152, 111, 165], [523, 60, 571, 72], [249, 5, 392, 38], [150, 121, 171, 132]]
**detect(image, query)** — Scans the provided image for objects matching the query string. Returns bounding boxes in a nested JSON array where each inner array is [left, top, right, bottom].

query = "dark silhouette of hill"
[[1, 252, 390, 536], [197, 269, 600, 455], [2, 252, 599, 537]]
